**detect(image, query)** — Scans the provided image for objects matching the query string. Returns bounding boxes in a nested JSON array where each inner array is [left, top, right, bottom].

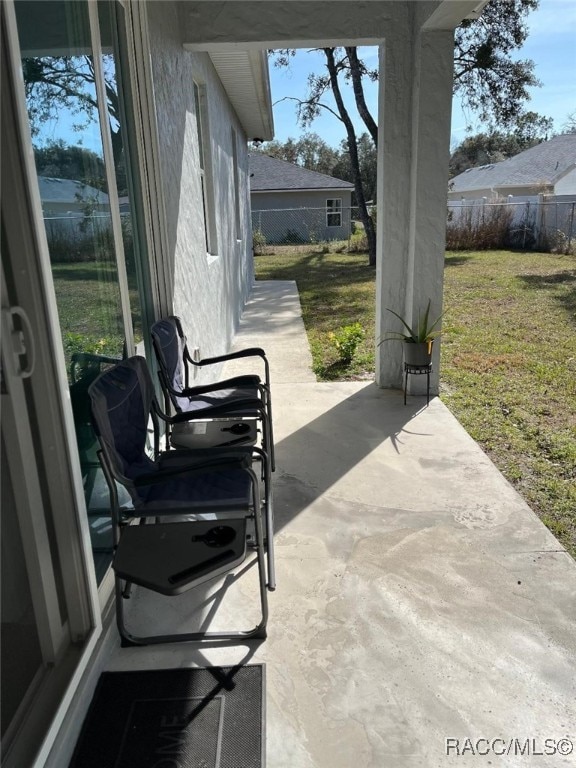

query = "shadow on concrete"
[[271, 382, 433, 532]]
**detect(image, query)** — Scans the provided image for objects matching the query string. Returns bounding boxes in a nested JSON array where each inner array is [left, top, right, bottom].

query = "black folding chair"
[[88, 356, 273, 646], [150, 316, 275, 470]]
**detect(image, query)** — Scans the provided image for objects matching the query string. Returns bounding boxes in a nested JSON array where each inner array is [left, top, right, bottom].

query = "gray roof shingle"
[[38, 176, 109, 204], [450, 134, 576, 193], [249, 153, 354, 191]]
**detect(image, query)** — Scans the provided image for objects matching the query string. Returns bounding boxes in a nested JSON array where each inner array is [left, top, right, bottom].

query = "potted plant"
[[379, 299, 443, 366]]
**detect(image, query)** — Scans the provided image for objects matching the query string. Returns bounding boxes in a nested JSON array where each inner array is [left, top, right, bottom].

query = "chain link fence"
[[43, 212, 135, 266], [251, 206, 372, 252], [447, 196, 575, 253], [253, 198, 575, 255]]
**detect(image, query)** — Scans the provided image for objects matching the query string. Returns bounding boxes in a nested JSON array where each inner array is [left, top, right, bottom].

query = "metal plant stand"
[[403, 362, 432, 406]]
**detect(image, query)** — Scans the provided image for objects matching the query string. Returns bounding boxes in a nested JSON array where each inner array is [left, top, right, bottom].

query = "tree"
[[274, 0, 547, 265], [562, 111, 576, 134], [22, 55, 127, 193], [256, 132, 340, 176], [332, 133, 377, 204], [452, 0, 541, 128], [34, 140, 106, 190], [275, 48, 378, 264]]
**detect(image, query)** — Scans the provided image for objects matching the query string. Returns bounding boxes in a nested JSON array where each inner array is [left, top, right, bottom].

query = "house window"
[[326, 198, 342, 227], [194, 81, 217, 255]]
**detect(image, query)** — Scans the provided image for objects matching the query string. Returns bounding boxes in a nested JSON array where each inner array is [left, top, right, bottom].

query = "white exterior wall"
[[251, 189, 353, 242], [448, 187, 494, 201], [376, 19, 455, 393], [147, 2, 253, 377], [555, 166, 576, 195]]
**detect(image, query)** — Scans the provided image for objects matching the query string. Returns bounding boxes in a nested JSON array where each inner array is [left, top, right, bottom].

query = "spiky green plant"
[[380, 299, 444, 345]]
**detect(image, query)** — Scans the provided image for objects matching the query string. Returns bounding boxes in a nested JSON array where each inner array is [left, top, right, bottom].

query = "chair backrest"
[[88, 356, 157, 490], [150, 316, 190, 413]]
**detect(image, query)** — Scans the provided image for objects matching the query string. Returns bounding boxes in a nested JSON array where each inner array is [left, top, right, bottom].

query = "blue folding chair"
[[150, 316, 275, 470], [88, 356, 273, 646]]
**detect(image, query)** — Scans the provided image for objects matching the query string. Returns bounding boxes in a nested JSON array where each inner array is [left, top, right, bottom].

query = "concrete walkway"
[[223, 280, 316, 383], [108, 281, 576, 767]]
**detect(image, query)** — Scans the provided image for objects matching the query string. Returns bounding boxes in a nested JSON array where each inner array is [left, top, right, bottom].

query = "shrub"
[[253, 228, 267, 255], [279, 228, 307, 245], [540, 228, 575, 256], [329, 322, 365, 364], [446, 200, 513, 250], [347, 230, 368, 253]]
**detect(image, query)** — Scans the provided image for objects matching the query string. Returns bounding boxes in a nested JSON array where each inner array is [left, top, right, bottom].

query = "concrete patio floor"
[[106, 281, 576, 767]]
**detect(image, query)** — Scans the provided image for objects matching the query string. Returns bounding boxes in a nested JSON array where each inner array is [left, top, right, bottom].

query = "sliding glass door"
[[2, 1, 158, 763], [14, 0, 150, 583]]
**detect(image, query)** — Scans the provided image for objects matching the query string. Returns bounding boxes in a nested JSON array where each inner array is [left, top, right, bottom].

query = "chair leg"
[[263, 469, 276, 592], [253, 448, 276, 592], [404, 366, 408, 406], [114, 470, 269, 647], [265, 388, 275, 472]]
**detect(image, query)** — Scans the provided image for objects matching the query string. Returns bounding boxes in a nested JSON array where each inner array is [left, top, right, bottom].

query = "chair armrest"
[[187, 346, 267, 367], [179, 375, 261, 397], [168, 397, 266, 422], [186, 347, 271, 390]]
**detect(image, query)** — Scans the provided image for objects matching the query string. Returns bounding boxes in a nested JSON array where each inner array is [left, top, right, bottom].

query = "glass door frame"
[[2, 2, 103, 765], [3, 0, 168, 760]]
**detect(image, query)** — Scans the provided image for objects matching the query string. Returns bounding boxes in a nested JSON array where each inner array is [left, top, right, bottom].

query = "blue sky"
[[268, 0, 576, 150]]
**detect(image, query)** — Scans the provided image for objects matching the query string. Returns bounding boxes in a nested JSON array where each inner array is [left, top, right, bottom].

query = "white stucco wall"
[[146, 2, 254, 379], [376, 21, 455, 392]]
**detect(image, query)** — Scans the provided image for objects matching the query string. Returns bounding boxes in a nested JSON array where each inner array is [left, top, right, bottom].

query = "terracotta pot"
[[403, 341, 432, 366]]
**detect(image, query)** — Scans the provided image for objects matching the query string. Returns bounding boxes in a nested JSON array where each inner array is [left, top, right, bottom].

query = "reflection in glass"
[[98, 0, 146, 347], [18, 3, 125, 364], [15, 0, 141, 582]]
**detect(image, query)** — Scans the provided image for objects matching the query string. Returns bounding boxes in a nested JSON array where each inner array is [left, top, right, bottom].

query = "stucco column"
[[375, 26, 455, 394]]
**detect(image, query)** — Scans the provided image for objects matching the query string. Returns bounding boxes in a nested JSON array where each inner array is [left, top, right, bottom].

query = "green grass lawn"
[[255, 246, 576, 557], [254, 248, 377, 379], [51, 261, 141, 366]]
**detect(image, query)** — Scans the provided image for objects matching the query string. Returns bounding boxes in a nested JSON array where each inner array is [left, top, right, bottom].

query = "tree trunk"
[[346, 47, 378, 147], [324, 48, 376, 266]]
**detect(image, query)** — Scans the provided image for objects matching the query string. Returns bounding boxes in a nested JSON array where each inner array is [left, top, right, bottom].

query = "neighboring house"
[[2, 1, 489, 766], [38, 176, 110, 216], [448, 134, 576, 200], [448, 134, 576, 245], [38, 176, 111, 243], [250, 153, 354, 243]]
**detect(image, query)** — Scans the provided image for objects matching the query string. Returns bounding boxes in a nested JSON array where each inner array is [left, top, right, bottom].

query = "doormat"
[[69, 665, 265, 768]]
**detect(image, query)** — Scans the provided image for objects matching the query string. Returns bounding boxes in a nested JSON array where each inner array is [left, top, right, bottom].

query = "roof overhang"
[[423, 0, 491, 29], [180, 1, 491, 50], [206, 50, 274, 141], [182, 0, 491, 143]]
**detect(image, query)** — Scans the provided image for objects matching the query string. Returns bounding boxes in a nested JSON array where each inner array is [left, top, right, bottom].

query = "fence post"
[[523, 201, 530, 249], [536, 193, 545, 250], [568, 202, 575, 253]]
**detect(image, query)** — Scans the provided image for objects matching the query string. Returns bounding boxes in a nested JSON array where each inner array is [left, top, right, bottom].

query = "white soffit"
[[209, 49, 274, 141]]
